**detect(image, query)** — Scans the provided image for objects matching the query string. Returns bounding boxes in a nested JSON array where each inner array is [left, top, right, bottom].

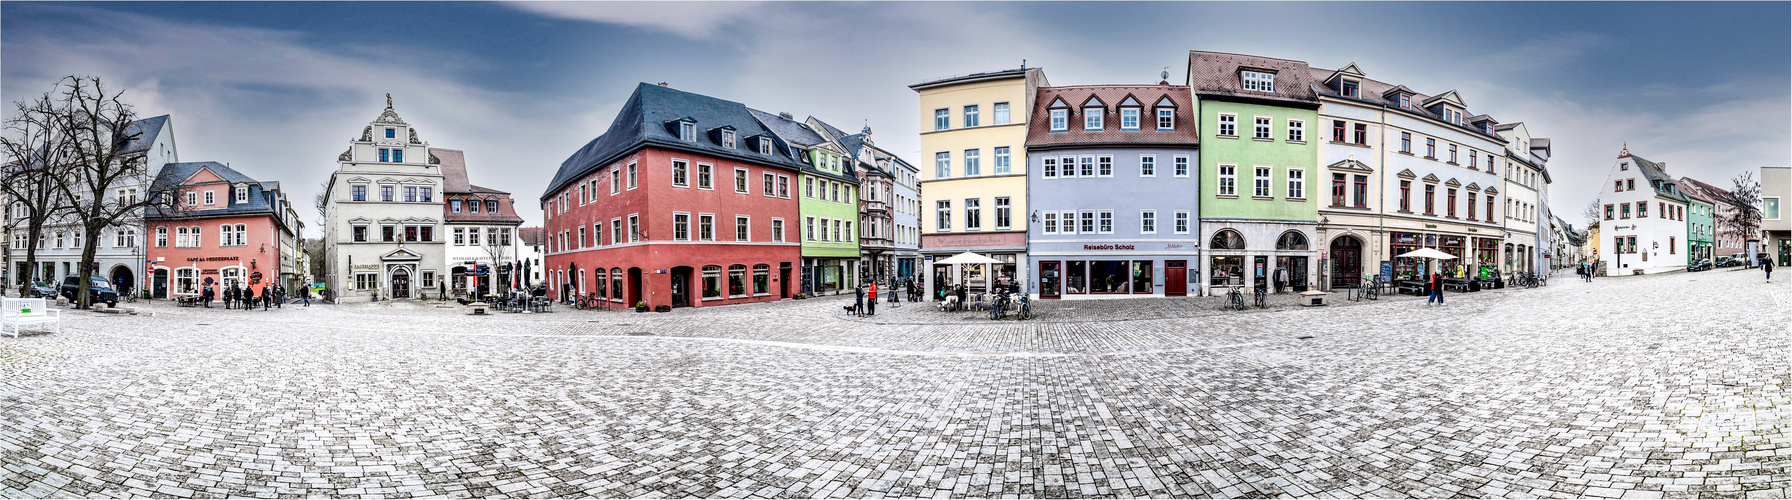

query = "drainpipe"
[[1377, 105, 1388, 282]]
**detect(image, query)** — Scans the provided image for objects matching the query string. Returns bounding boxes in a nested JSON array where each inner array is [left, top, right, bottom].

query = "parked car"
[[1687, 258, 1713, 272], [25, 282, 57, 299], [60, 276, 119, 307], [1716, 256, 1743, 268]]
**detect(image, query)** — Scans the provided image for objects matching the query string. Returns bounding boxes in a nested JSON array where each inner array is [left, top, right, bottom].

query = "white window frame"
[[994, 196, 1011, 230], [673, 212, 691, 241], [1049, 109, 1068, 132], [734, 167, 749, 193], [671, 159, 689, 188], [1174, 155, 1190, 178], [1084, 107, 1103, 131], [1253, 116, 1272, 139], [934, 152, 951, 179], [1253, 166, 1272, 198], [1060, 156, 1078, 178], [234, 186, 247, 203], [1173, 210, 1190, 234], [934, 108, 949, 131], [612, 217, 623, 244], [1042, 157, 1058, 179], [1079, 156, 1095, 177], [721, 130, 736, 149], [679, 122, 696, 142], [1098, 155, 1113, 177], [698, 213, 715, 241], [1098, 210, 1114, 234], [1079, 211, 1096, 234], [1218, 113, 1237, 137], [993, 147, 1010, 174], [1218, 164, 1237, 196], [1287, 119, 1304, 142], [771, 218, 785, 242], [1042, 211, 1058, 235], [1241, 70, 1276, 92], [1139, 155, 1156, 177], [1120, 108, 1140, 130], [963, 149, 980, 176], [993, 102, 1011, 125], [964, 197, 981, 231], [1156, 108, 1175, 131], [963, 104, 979, 128], [736, 215, 751, 242], [1061, 211, 1078, 234], [1286, 168, 1305, 199], [1140, 209, 1156, 234]]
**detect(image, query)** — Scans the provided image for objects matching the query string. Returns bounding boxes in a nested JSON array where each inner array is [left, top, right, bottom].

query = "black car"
[[60, 276, 119, 307], [1687, 258, 1713, 272], [1716, 256, 1743, 268]]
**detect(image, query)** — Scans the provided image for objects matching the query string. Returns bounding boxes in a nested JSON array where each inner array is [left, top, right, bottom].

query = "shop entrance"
[[153, 269, 168, 299], [1330, 236, 1362, 288], [779, 263, 791, 299], [391, 269, 411, 299], [628, 268, 643, 306], [1038, 261, 1061, 298], [1164, 261, 1187, 296], [670, 266, 692, 307], [1253, 256, 1269, 290], [932, 264, 951, 300], [1278, 256, 1310, 292]]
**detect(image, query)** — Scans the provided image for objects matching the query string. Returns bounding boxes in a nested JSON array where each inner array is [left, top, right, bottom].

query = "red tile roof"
[[1026, 84, 1199, 149]]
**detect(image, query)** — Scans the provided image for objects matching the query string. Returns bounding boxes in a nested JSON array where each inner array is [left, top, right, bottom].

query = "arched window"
[[1276, 231, 1309, 250], [701, 265, 722, 298], [1210, 229, 1245, 250], [610, 267, 623, 301], [595, 269, 608, 299], [752, 264, 770, 295], [728, 264, 747, 298]]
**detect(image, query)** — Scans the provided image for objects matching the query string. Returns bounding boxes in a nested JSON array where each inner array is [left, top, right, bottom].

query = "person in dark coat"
[[201, 286, 213, 308], [1766, 259, 1775, 283], [225, 285, 236, 309], [1427, 271, 1444, 306], [853, 285, 865, 317], [262, 286, 272, 310]]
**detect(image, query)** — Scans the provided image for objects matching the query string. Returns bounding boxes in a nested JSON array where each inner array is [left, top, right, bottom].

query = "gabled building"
[[1677, 176, 1747, 258], [1025, 80, 1200, 298], [749, 109, 858, 295], [146, 162, 302, 299], [1677, 178, 1717, 264], [826, 123, 922, 284], [516, 226, 545, 288], [322, 96, 445, 301], [910, 67, 1049, 300], [1595, 148, 1689, 275], [1189, 51, 1319, 295], [540, 83, 803, 309], [437, 148, 524, 298], [1493, 123, 1551, 275]]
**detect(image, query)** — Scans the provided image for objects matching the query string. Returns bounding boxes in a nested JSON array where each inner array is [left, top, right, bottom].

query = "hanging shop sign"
[[249, 272, 263, 285]]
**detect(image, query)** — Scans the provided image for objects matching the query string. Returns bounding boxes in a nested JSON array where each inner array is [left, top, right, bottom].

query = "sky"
[[4, 1, 1788, 237]]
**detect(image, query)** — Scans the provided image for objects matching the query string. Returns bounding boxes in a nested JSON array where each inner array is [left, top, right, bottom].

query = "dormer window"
[[722, 130, 736, 149], [1083, 107, 1102, 131], [1120, 107, 1140, 130], [758, 137, 772, 155], [1156, 108, 1174, 131], [1442, 109, 1462, 125], [1398, 95, 1411, 108], [679, 122, 695, 141], [385, 128, 396, 139], [1241, 70, 1276, 93], [1049, 109, 1068, 132], [235, 186, 247, 204], [1341, 80, 1359, 98]]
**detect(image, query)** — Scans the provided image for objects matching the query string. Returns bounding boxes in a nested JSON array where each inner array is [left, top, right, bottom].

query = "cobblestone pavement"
[[2, 269, 1787, 498]]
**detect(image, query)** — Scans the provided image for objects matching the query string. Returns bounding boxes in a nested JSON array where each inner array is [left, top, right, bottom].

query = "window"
[[628, 215, 640, 242], [1084, 107, 1103, 130], [1627, 179, 1635, 191], [393, 149, 403, 163], [778, 176, 789, 198], [1353, 123, 1367, 145], [1333, 120, 1348, 142], [1080, 211, 1096, 233], [1098, 156, 1113, 177], [722, 130, 736, 149], [673, 213, 690, 241], [1331, 173, 1347, 206], [1043, 157, 1057, 179], [934, 109, 949, 131], [1425, 138, 1436, 158], [1423, 184, 1436, 215], [1469, 150, 1478, 169], [1287, 168, 1304, 199], [379, 149, 389, 162], [672, 160, 688, 187], [1076, 156, 1093, 177], [963, 105, 979, 128], [1448, 144, 1458, 163], [1120, 108, 1140, 130], [1615, 180, 1624, 193], [627, 163, 638, 189], [734, 168, 748, 193], [404, 186, 417, 203], [992, 102, 1011, 125], [1486, 196, 1495, 222], [1637, 201, 1647, 218], [763, 173, 775, 196], [1353, 175, 1368, 208], [964, 198, 981, 231], [1766, 197, 1782, 219], [1486, 155, 1494, 172], [1140, 155, 1156, 177], [698, 214, 714, 241], [187, 191, 200, 205], [454, 227, 466, 245], [726, 265, 746, 297], [611, 169, 621, 194], [1218, 165, 1237, 196], [468, 228, 480, 247], [964, 149, 980, 176], [935, 152, 950, 178], [468, 198, 482, 213], [1400, 132, 1412, 153], [806, 217, 817, 241], [1399, 180, 1412, 212], [1287, 119, 1304, 142], [234, 186, 248, 203], [994, 147, 1010, 174], [936, 200, 951, 230], [1218, 114, 1237, 136], [1174, 211, 1190, 234], [1468, 192, 1478, 220], [736, 216, 750, 241], [702, 265, 721, 299], [995, 197, 1011, 230], [1341, 80, 1359, 97], [356, 273, 378, 291], [1241, 70, 1275, 92], [771, 219, 785, 242], [385, 128, 396, 139], [1253, 117, 1272, 139], [1621, 203, 1630, 219], [1446, 189, 1458, 217], [1042, 212, 1058, 234], [1098, 210, 1113, 234], [204, 190, 216, 205], [1398, 95, 1411, 108], [1174, 156, 1189, 177], [1049, 109, 1067, 132], [758, 138, 772, 155], [1253, 166, 1271, 198], [155, 227, 167, 248], [352, 225, 366, 243], [678, 122, 695, 142], [1670, 237, 1676, 254], [753, 264, 770, 295], [1140, 210, 1156, 234]]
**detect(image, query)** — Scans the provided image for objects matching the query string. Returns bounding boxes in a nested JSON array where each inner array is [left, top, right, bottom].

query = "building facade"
[[322, 97, 446, 302], [516, 227, 544, 289], [1025, 82, 1200, 299], [145, 162, 301, 299], [1189, 52, 1319, 295], [541, 83, 802, 309], [910, 67, 1048, 300], [1763, 165, 1790, 267], [1595, 149, 1690, 275], [1681, 183, 1716, 264], [830, 125, 922, 283], [1676, 176, 1746, 259], [437, 148, 524, 298], [749, 110, 859, 295], [1494, 123, 1551, 276]]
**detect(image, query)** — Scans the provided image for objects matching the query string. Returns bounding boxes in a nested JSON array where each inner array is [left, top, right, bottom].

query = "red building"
[[146, 162, 301, 299], [540, 83, 804, 308]]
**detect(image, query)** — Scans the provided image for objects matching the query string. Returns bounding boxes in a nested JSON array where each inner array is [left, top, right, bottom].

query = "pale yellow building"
[[909, 67, 1048, 299]]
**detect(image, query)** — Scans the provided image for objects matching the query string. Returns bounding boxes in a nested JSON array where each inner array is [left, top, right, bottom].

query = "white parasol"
[[1396, 248, 1457, 260], [934, 251, 1003, 265]]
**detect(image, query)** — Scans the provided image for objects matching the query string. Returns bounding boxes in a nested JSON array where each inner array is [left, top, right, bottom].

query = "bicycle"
[[1014, 294, 1031, 320], [1226, 286, 1246, 310], [989, 293, 1008, 320], [1253, 286, 1268, 308]]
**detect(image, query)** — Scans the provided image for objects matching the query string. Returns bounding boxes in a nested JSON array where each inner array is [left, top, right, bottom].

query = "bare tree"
[[54, 76, 182, 308], [0, 80, 79, 295], [1716, 171, 1762, 260], [1582, 200, 1602, 229]]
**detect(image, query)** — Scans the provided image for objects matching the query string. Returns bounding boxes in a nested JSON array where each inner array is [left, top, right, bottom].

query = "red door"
[[1165, 261, 1187, 296]]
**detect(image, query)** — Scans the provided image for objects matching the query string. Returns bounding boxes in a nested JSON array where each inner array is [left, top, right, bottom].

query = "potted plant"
[[634, 301, 648, 313]]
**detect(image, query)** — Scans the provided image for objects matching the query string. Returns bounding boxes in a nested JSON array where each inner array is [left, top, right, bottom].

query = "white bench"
[[2, 297, 61, 337]]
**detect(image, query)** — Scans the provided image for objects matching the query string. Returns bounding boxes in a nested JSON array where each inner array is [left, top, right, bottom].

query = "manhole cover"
[[627, 332, 654, 336]]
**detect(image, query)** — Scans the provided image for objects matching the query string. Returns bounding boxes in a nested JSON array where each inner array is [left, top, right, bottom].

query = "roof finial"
[[1618, 141, 1629, 158], [386, 93, 393, 109]]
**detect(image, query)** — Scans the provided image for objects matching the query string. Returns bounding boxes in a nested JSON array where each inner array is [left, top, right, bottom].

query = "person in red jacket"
[[866, 282, 878, 316], [1428, 271, 1444, 306]]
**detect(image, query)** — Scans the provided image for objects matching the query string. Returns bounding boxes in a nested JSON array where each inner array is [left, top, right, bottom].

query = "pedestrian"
[[1766, 259, 1774, 283], [853, 284, 865, 317], [201, 286, 213, 308], [224, 284, 235, 309], [866, 282, 878, 316], [262, 287, 272, 310], [1274, 267, 1289, 294], [301, 286, 311, 306], [1427, 271, 1445, 306]]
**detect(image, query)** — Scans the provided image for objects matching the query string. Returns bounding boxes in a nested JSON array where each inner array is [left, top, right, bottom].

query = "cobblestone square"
[[2, 269, 1788, 498]]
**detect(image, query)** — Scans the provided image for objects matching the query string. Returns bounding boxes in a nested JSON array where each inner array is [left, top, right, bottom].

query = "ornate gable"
[[1396, 169, 1417, 180], [1421, 173, 1441, 183], [1326, 158, 1373, 173], [1444, 178, 1461, 188]]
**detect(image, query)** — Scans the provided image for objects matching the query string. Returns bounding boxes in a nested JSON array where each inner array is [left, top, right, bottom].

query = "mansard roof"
[[1186, 51, 1319, 106]]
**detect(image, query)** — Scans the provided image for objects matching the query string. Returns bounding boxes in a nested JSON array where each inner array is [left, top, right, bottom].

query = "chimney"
[[657, 82, 669, 87], [1656, 162, 1666, 172], [779, 112, 794, 119]]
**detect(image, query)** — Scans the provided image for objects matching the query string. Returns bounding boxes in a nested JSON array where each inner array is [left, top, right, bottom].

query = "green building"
[[1685, 189, 1715, 264], [750, 109, 860, 294], [1187, 51, 1321, 295]]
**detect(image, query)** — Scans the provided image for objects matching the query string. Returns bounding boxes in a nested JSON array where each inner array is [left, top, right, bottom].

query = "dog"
[[842, 304, 858, 316]]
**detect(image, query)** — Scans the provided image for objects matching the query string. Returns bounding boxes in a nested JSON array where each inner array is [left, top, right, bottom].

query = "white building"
[[1493, 123, 1552, 275], [1595, 148, 1689, 275], [437, 148, 523, 297], [516, 227, 544, 289], [322, 96, 445, 301]]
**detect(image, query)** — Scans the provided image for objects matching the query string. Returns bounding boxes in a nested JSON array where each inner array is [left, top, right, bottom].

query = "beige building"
[[1763, 165, 1790, 266]]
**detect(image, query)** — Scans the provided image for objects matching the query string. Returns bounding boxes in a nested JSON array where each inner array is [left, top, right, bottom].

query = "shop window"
[[1088, 261, 1129, 293], [728, 265, 747, 298], [1210, 229, 1245, 250], [702, 265, 721, 299], [753, 264, 770, 295], [1276, 231, 1308, 250], [1131, 261, 1153, 294]]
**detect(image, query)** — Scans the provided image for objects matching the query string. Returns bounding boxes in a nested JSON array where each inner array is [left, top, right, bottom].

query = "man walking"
[[1766, 258, 1774, 283], [866, 282, 878, 316], [1427, 271, 1445, 306]]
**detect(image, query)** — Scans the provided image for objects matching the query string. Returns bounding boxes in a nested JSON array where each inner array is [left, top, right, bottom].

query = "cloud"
[[507, 1, 758, 39], [1475, 33, 1607, 72]]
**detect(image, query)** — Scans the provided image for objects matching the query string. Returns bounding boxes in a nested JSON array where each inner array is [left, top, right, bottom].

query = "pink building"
[[146, 162, 301, 298]]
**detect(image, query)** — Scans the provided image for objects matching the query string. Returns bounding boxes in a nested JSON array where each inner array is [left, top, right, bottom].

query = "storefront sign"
[[203, 277, 215, 286], [1425, 224, 1438, 229], [1164, 244, 1186, 250], [1083, 244, 1136, 250], [187, 256, 240, 262], [352, 264, 380, 270], [201, 270, 219, 275]]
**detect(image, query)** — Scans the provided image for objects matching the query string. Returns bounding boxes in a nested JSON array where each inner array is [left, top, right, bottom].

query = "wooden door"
[[1164, 261, 1187, 296]]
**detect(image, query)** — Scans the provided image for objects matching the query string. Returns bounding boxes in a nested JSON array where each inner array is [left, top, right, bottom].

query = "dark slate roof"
[[1027, 84, 1198, 149], [809, 118, 849, 140], [543, 83, 806, 200], [117, 115, 169, 154], [1187, 51, 1317, 106], [1677, 176, 1735, 205], [1626, 153, 1690, 203], [1307, 66, 1505, 143], [748, 109, 828, 147], [146, 162, 279, 220]]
